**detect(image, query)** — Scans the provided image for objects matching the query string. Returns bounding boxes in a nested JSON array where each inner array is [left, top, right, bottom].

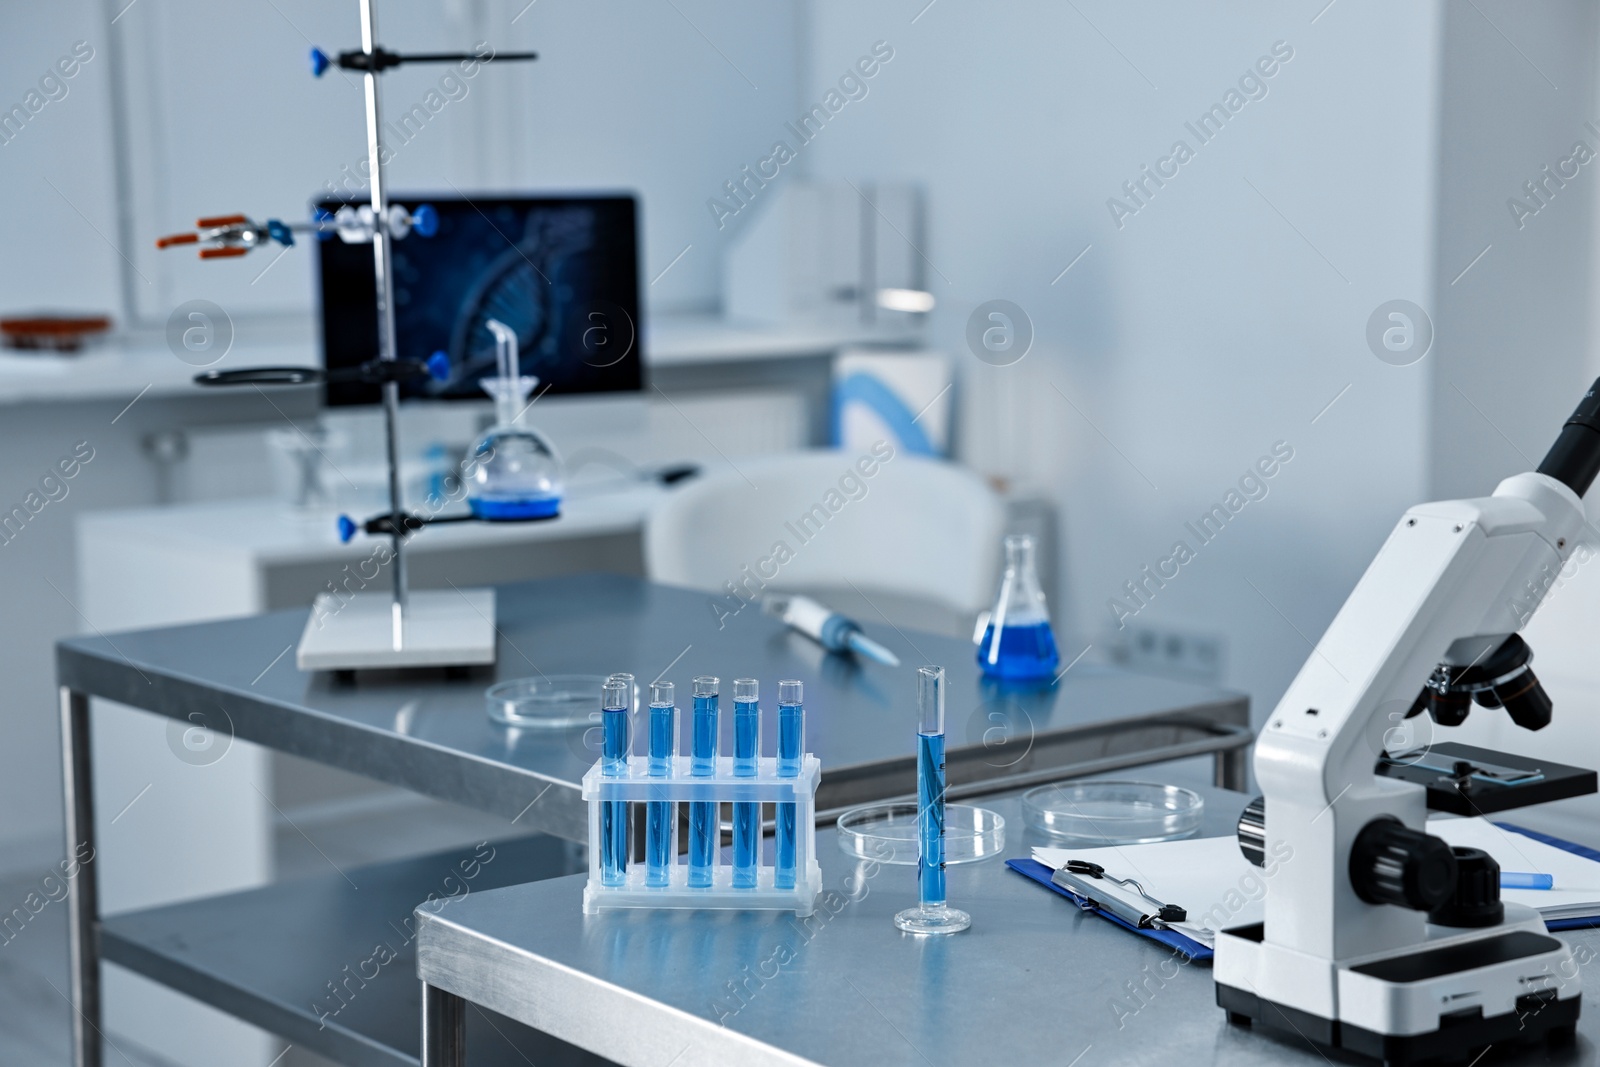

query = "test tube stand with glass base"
[[581, 755, 822, 915]]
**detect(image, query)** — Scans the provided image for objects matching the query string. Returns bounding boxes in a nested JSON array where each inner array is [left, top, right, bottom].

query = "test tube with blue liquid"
[[646, 680, 676, 887], [600, 674, 631, 887], [733, 677, 761, 888], [775, 679, 804, 889], [689, 675, 719, 888], [894, 665, 971, 934]]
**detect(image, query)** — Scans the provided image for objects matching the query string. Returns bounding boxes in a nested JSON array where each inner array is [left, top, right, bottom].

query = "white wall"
[[0, 0, 121, 315], [2, 0, 802, 330], [802, 0, 1443, 722]]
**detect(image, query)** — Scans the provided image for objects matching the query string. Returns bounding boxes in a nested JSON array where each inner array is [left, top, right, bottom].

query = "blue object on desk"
[[1006, 858, 1212, 961], [1502, 871, 1555, 890]]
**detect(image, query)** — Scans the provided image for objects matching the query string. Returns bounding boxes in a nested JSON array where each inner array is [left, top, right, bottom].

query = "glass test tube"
[[600, 674, 631, 887], [646, 680, 676, 887], [775, 679, 804, 890], [894, 665, 971, 934], [689, 676, 719, 888], [732, 677, 761, 888]]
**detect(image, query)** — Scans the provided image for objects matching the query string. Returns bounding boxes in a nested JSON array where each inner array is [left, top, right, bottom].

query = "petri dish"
[[836, 803, 1006, 865], [1021, 780, 1203, 844], [486, 675, 608, 729]]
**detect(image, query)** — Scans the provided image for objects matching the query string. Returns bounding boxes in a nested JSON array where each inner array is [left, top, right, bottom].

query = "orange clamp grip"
[[155, 233, 200, 249], [199, 246, 249, 259], [195, 214, 249, 228]]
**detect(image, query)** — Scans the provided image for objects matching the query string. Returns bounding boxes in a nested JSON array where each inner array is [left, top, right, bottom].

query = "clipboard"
[[1006, 858, 1212, 960]]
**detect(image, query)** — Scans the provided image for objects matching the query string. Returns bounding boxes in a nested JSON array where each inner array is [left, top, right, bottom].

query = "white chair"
[[645, 449, 1005, 636]]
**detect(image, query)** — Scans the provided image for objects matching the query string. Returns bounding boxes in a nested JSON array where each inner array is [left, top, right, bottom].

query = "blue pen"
[[1502, 872, 1555, 890]]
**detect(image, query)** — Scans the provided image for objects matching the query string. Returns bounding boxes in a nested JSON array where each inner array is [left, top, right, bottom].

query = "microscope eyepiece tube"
[[1537, 377, 1600, 497]]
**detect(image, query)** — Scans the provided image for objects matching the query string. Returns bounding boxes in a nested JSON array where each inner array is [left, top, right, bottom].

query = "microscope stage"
[[1377, 742, 1597, 816]]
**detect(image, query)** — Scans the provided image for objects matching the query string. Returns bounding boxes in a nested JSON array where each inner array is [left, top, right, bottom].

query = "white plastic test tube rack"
[[581, 754, 822, 915]]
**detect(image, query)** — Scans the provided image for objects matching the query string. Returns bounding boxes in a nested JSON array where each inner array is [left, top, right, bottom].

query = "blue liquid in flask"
[[977, 534, 1061, 681], [976, 619, 1061, 681]]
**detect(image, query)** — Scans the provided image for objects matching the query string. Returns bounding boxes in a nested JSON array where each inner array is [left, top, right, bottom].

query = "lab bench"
[[57, 572, 1251, 1067], [414, 786, 1600, 1067]]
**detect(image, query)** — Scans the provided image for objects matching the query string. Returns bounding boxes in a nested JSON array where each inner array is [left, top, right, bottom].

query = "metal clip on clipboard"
[[1050, 859, 1188, 929]]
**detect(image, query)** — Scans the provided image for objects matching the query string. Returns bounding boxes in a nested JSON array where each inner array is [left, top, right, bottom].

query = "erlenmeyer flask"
[[466, 318, 564, 520], [976, 534, 1061, 681]]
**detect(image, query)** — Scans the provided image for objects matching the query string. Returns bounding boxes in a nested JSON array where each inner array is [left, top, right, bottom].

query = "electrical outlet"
[[1107, 623, 1224, 682]]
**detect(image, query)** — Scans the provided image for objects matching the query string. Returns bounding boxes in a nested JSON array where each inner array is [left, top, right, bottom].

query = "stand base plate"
[[296, 588, 496, 670]]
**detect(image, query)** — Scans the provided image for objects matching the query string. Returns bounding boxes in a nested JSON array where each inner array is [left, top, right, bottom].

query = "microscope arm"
[[1254, 380, 1600, 964]]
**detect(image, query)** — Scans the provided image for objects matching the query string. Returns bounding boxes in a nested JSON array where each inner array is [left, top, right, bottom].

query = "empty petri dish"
[[486, 675, 609, 729], [836, 803, 1006, 865], [1021, 780, 1203, 844]]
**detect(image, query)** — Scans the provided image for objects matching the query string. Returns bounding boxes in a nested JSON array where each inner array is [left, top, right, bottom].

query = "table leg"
[[422, 982, 465, 1067], [1214, 739, 1251, 792], [61, 687, 102, 1067]]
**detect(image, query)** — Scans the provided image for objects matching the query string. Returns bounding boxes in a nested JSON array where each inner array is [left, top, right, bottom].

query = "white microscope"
[[1216, 380, 1600, 1063]]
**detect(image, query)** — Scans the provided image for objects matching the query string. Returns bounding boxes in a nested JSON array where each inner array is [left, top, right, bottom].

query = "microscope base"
[[1216, 918, 1580, 1065]]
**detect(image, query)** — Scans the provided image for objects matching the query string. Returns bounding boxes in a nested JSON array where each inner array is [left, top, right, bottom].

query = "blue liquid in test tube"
[[733, 678, 761, 888], [646, 680, 676, 887], [689, 676, 719, 888], [775, 680, 804, 890], [600, 674, 631, 887], [894, 665, 970, 934], [917, 727, 947, 906]]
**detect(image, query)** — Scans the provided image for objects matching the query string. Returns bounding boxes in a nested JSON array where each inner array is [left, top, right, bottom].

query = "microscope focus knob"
[[1349, 818, 1458, 911], [1428, 847, 1504, 928], [1237, 795, 1266, 868]]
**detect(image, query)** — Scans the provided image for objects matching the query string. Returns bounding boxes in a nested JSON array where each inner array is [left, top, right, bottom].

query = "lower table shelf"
[[99, 835, 607, 1067]]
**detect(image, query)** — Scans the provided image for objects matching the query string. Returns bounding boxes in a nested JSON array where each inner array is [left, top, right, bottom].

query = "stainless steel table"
[[56, 573, 1250, 1066], [416, 787, 1600, 1067]]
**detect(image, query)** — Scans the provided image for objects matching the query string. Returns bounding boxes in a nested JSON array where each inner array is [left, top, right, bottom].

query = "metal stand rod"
[[421, 982, 466, 1067], [358, 0, 408, 647], [61, 687, 102, 1067]]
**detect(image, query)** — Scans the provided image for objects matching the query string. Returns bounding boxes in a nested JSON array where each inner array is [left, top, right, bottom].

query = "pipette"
[[732, 678, 761, 888], [775, 680, 804, 889], [762, 594, 900, 667], [689, 676, 720, 888], [600, 675, 631, 888], [646, 680, 676, 888], [894, 665, 971, 934]]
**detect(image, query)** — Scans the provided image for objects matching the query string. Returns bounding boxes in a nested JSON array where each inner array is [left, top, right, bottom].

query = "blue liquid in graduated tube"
[[775, 680, 804, 890], [689, 677, 719, 888], [733, 678, 761, 888], [918, 730, 947, 907], [646, 681, 676, 888], [600, 675, 631, 888]]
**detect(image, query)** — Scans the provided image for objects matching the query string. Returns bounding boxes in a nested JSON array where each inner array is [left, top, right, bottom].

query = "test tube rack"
[[581, 755, 822, 915]]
